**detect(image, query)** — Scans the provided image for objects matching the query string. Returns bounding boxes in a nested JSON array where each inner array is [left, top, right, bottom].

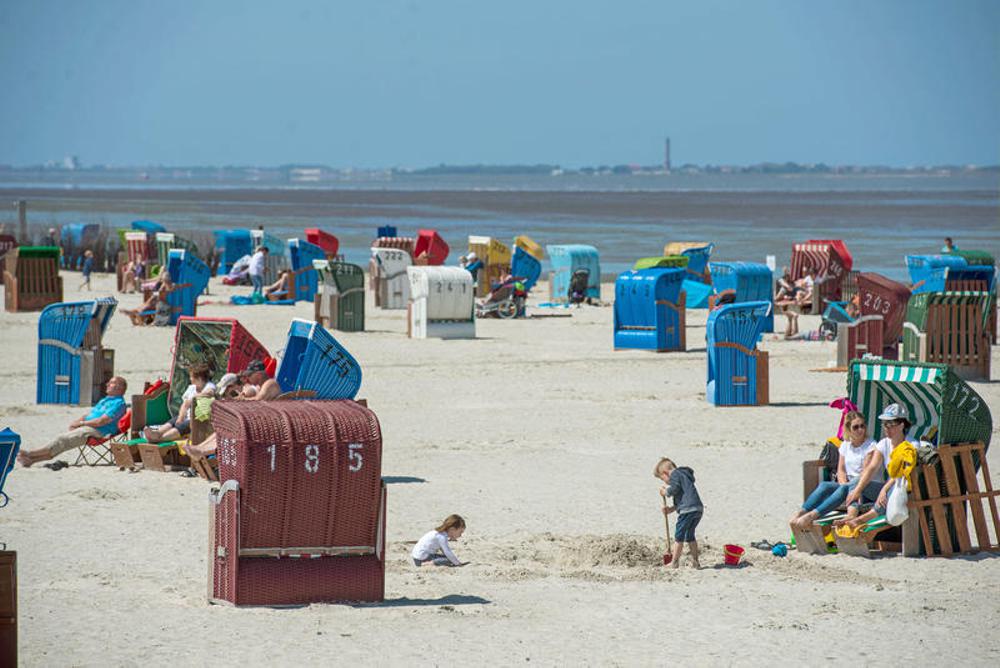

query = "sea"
[[1, 171, 997, 280]]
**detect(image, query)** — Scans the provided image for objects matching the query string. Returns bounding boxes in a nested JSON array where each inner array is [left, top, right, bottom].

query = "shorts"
[[169, 417, 191, 436], [675, 510, 702, 543]]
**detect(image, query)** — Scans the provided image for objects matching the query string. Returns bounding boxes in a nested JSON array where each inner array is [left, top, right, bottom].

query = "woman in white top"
[[843, 403, 911, 515], [790, 411, 875, 530], [411, 514, 466, 567], [144, 363, 217, 443]]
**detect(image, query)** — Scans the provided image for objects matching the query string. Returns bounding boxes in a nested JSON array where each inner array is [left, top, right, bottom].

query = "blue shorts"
[[675, 510, 702, 543]]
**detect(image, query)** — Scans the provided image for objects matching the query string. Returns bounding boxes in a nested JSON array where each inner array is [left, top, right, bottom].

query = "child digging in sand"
[[411, 514, 466, 567], [654, 458, 703, 569]]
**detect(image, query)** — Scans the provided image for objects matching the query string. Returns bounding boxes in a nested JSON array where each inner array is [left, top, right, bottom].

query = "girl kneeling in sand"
[[412, 515, 466, 567]]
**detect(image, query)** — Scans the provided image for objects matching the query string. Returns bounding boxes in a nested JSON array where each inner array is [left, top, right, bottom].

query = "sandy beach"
[[2, 271, 999, 666]]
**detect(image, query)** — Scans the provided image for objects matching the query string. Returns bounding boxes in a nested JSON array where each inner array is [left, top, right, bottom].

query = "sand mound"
[[559, 534, 662, 569]]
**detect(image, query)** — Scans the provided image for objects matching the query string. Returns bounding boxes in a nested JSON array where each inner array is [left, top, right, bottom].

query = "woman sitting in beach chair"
[[264, 269, 292, 300], [144, 363, 217, 443]]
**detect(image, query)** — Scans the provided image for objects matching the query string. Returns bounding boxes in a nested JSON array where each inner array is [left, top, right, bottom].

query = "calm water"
[[2, 172, 997, 280]]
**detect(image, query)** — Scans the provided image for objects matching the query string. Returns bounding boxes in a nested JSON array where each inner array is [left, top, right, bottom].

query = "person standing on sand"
[[79, 249, 94, 290], [248, 245, 268, 296], [941, 237, 958, 253], [654, 457, 703, 569]]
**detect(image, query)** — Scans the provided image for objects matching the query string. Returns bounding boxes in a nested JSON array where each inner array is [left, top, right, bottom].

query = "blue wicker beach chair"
[[706, 301, 771, 406], [547, 244, 600, 302], [510, 246, 542, 293], [709, 261, 774, 332], [614, 268, 686, 352], [288, 238, 326, 302], [276, 319, 363, 399], [905, 254, 967, 294], [0, 428, 20, 508], [165, 249, 210, 325], [37, 298, 117, 405], [214, 229, 253, 274]]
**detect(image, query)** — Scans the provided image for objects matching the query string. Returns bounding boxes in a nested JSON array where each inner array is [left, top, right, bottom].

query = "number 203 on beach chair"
[[706, 301, 771, 406]]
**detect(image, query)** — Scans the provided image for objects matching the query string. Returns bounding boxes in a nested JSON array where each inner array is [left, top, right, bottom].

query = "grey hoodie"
[[666, 466, 703, 514]]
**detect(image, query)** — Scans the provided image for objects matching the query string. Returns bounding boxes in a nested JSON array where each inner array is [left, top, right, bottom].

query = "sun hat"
[[467, 251, 477, 261], [877, 403, 908, 421], [216, 373, 240, 397]]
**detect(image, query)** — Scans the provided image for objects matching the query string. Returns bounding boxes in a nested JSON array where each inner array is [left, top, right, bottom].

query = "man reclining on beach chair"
[[18, 377, 128, 467]]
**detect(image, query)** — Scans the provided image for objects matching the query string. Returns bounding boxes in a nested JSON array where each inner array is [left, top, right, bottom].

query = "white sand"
[[2, 271, 999, 666]]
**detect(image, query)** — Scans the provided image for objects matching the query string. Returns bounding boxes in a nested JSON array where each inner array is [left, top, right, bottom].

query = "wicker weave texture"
[[857, 272, 911, 349], [210, 475, 386, 605], [212, 400, 382, 551]]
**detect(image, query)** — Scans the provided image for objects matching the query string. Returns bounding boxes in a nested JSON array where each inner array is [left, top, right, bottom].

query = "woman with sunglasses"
[[790, 411, 875, 530], [841, 403, 911, 520]]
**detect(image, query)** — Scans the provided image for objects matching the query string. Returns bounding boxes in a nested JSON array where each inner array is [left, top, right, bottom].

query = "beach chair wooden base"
[[909, 442, 1000, 557], [791, 525, 829, 555], [189, 451, 219, 482], [110, 442, 140, 471], [138, 443, 189, 472], [74, 436, 114, 466], [833, 523, 893, 558]]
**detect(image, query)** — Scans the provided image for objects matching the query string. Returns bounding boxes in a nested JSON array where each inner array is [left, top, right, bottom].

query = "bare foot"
[[690, 561, 701, 570], [17, 452, 34, 467]]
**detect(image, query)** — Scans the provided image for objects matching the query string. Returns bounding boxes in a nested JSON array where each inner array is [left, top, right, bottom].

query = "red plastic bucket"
[[723, 544, 744, 566]]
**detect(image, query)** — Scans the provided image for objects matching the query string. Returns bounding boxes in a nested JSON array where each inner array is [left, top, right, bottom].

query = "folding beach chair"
[[74, 433, 116, 467]]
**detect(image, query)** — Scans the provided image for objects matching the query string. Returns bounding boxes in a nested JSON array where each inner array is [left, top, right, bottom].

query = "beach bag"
[[819, 437, 840, 476], [886, 478, 909, 526]]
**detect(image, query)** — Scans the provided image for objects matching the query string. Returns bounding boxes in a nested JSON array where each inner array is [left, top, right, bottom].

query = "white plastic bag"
[[886, 478, 909, 526]]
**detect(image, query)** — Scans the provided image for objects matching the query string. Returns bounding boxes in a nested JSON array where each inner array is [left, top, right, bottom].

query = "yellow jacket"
[[887, 440, 917, 490]]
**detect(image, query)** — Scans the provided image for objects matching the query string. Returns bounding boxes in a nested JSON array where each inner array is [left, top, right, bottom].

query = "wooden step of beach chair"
[[188, 450, 219, 482], [137, 442, 190, 472], [833, 517, 892, 558], [110, 441, 140, 471]]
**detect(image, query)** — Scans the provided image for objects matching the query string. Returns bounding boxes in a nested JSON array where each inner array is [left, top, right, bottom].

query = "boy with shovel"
[[654, 457, 704, 569]]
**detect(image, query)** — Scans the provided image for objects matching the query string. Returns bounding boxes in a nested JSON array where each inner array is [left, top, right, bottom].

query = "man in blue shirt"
[[18, 377, 128, 467]]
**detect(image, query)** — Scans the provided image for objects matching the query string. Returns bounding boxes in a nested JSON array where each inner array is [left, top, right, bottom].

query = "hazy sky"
[[1, 0, 998, 168]]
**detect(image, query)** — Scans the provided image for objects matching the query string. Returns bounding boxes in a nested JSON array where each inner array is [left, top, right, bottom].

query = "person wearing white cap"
[[215, 373, 243, 399], [842, 403, 911, 515], [464, 251, 484, 294]]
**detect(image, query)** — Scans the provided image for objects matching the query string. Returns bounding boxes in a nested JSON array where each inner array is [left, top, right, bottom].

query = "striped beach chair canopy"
[[848, 359, 992, 451], [706, 300, 771, 406], [37, 298, 117, 404], [950, 250, 994, 267], [807, 239, 853, 271], [906, 291, 993, 332], [709, 262, 773, 303], [791, 241, 849, 299], [155, 232, 198, 268], [275, 319, 362, 400]]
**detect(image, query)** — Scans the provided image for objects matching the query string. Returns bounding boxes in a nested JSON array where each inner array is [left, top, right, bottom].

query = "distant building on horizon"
[[664, 138, 671, 174]]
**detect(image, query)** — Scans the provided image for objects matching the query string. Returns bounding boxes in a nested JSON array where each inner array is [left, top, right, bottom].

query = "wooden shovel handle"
[[661, 495, 672, 551]]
